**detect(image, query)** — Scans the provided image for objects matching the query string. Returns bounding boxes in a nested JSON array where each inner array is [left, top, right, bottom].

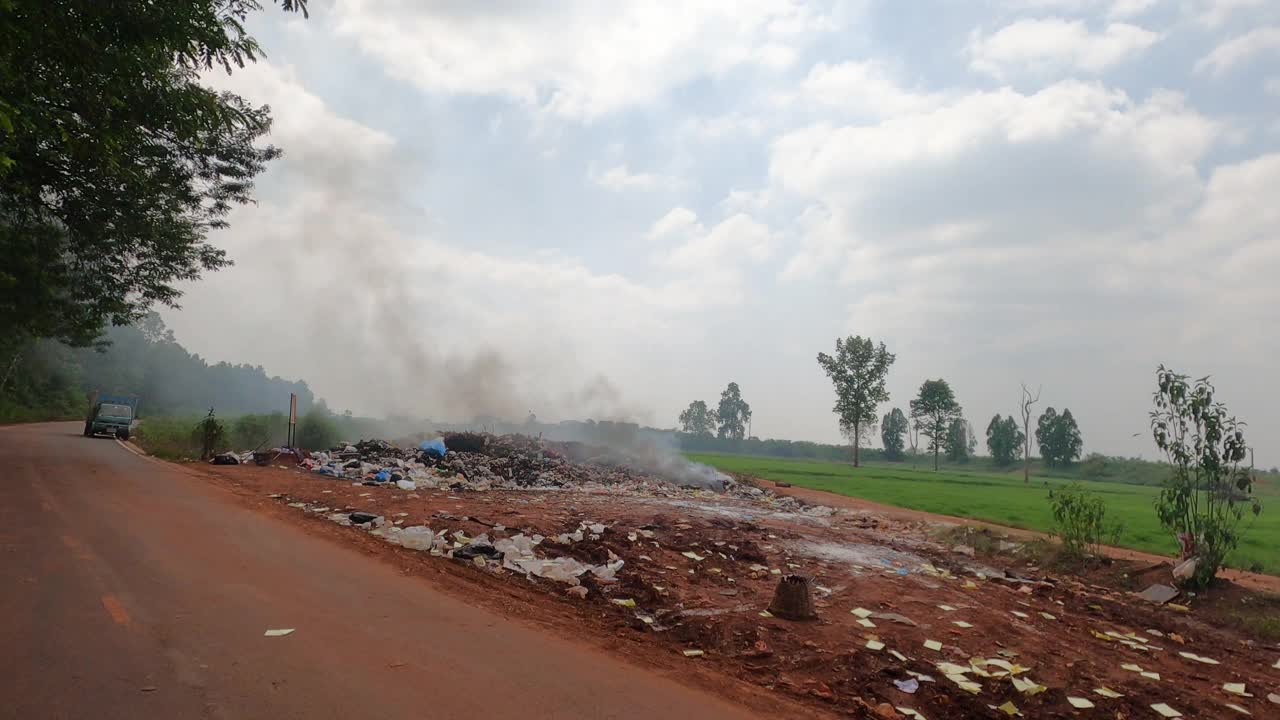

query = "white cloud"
[[1266, 76, 1280, 95], [802, 61, 945, 117], [1002, 0, 1158, 19], [591, 164, 686, 192], [1196, 0, 1266, 27], [330, 0, 837, 120], [1194, 26, 1280, 75], [681, 112, 768, 140], [968, 18, 1160, 78]]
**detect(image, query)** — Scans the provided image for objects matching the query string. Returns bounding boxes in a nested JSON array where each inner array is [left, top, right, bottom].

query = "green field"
[[690, 453, 1280, 576]]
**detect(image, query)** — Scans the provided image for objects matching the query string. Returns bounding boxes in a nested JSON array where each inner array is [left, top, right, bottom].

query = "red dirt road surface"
[[0, 423, 769, 719]]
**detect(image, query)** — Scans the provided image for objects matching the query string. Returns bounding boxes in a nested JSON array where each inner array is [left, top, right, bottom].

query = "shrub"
[[134, 415, 202, 459], [191, 409, 227, 459], [1150, 365, 1261, 589], [1048, 482, 1122, 563], [296, 410, 339, 450]]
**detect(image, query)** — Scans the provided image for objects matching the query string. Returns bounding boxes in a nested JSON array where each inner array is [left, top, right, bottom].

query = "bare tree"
[[908, 420, 920, 469], [1020, 383, 1041, 484]]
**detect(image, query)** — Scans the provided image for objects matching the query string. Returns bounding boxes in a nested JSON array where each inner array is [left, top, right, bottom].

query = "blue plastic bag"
[[374, 469, 391, 482], [419, 437, 447, 458]]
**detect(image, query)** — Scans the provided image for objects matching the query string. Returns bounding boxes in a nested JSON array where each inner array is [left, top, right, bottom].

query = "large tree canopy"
[[1037, 406, 1084, 467], [678, 400, 716, 437], [910, 378, 962, 471], [986, 414, 1025, 467], [0, 0, 308, 346], [817, 335, 895, 467], [716, 382, 752, 440], [881, 407, 908, 461]]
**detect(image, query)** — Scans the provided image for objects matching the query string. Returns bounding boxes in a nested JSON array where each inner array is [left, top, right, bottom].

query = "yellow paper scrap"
[[1092, 630, 1114, 641], [1011, 676, 1046, 695], [852, 607, 873, 618], [897, 708, 927, 720], [1273, 658, 1280, 670], [1223, 683, 1252, 697], [952, 621, 973, 628], [1151, 703, 1182, 718], [1224, 703, 1251, 715], [938, 605, 956, 611], [963, 581, 978, 589], [610, 598, 636, 607], [1011, 611, 1029, 619], [1039, 612, 1056, 620], [681, 551, 704, 561], [1178, 651, 1220, 665], [866, 639, 885, 651], [1141, 671, 1161, 681], [1067, 697, 1095, 709], [924, 639, 943, 651], [889, 650, 909, 662], [1121, 663, 1144, 672], [945, 674, 981, 694], [936, 662, 969, 675], [857, 618, 877, 628], [1094, 687, 1124, 698], [758, 610, 773, 618], [997, 701, 1021, 716], [682, 649, 704, 657], [1167, 603, 1190, 612]]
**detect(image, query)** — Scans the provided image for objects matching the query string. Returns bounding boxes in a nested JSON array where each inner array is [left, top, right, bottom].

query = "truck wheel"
[[117, 429, 130, 442], [84, 423, 92, 437]]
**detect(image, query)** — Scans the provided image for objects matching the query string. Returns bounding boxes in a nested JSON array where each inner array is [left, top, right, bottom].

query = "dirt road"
[[0, 423, 762, 720]]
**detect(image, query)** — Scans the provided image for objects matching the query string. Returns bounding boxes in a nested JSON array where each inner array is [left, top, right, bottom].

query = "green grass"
[[691, 453, 1280, 576]]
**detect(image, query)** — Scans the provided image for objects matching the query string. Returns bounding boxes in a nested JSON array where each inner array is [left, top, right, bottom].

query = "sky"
[[165, 0, 1280, 465]]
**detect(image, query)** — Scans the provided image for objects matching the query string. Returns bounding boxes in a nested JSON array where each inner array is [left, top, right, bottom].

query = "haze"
[[163, 0, 1280, 465]]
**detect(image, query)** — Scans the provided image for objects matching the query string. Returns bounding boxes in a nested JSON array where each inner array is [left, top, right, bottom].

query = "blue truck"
[[84, 393, 138, 440]]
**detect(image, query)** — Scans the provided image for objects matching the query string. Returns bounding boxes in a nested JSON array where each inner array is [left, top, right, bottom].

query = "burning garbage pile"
[[297, 431, 735, 494]]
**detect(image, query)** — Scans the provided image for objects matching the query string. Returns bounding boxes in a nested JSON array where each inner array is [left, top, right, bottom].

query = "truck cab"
[[84, 394, 138, 440]]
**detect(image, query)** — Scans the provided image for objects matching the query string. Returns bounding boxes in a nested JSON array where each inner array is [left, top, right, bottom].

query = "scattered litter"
[[1038, 612, 1056, 620], [264, 628, 295, 637], [610, 598, 636, 608], [938, 605, 956, 611], [1142, 672, 1161, 681], [1010, 676, 1046, 695], [682, 649, 704, 658], [1138, 583, 1180, 604], [1177, 651, 1219, 665], [893, 678, 919, 694], [1011, 611, 1029, 619], [1270, 693, 1280, 705], [681, 551, 705, 561], [1067, 697, 1095, 709], [1150, 703, 1182, 718], [851, 607, 873, 618], [1223, 683, 1252, 697], [923, 639, 942, 651], [1224, 704, 1251, 715], [1094, 687, 1124, 698], [952, 621, 973, 628], [1122, 663, 1145, 672], [889, 650, 909, 662], [996, 700, 1020, 716], [872, 612, 918, 626], [865, 639, 885, 651], [857, 618, 877, 628], [946, 675, 981, 694]]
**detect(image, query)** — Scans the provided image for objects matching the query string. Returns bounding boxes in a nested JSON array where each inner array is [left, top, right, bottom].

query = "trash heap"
[[310, 503, 624, 590], [298, 431, 740, 496]]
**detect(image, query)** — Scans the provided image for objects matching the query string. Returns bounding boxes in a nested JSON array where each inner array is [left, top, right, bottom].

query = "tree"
[[1037, 407, 1083, 467], [678, 400, 716, 437], [715, 382, 752, 440], [881, 408, 908, 461], [1150, 365, 1261, 589], [986, 414, 1025, 467], [817, 336, 896, 467], [944, 417, 973, 462], [0, 1, 308, 347], [910, 379, 962, 471], [1020, 384, 1041, 483]]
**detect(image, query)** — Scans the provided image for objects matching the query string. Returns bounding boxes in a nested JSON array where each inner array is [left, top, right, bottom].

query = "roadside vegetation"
[[690, 452, 1280, 574]]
